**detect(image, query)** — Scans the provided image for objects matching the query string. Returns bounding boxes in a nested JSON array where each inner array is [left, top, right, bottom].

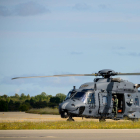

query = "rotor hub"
[[95, 69, 117, 78]]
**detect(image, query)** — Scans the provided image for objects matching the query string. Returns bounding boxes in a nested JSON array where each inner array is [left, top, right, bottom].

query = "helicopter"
[[12, 69, 140, 122]]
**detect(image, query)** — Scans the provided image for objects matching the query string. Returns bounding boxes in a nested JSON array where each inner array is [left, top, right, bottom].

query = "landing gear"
[[60, 111, 68, 118], [113, 117, 120, 120], [99, 117, 106, 122], [131, 118, 139, 122], [67, 114, 74, 121]]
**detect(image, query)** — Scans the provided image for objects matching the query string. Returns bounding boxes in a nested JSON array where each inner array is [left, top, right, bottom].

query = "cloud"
[[98, 4, 107, 9], [0, 6, 11, 16], [113, 52, 140, 57], [128, 52, 140, 57], [112, 47, 140, 57], [112, 47, 126, 50], [73, 3, 90, 11], [14, 1, 50, 16], [70, 51, 83, 55], [0, 1, 50, 17]]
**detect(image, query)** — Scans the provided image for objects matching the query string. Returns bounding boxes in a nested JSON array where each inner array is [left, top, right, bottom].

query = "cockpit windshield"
[[72, 92, 86, 102], [65, 90, 95, 104], [73, 92, 86, 99], [65, 91, 76, 100], [72, 91, 95, 104]]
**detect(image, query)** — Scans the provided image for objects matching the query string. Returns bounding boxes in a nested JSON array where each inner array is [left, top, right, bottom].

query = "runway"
[[0, 129, 140, 140], [1, 112, 139, 140]]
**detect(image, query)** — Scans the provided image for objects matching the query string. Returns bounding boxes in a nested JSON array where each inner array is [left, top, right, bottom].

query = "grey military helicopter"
[[12, 69, 140, 121]]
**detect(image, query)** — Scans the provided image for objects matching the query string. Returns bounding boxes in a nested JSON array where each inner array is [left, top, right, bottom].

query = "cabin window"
[[135, 98, 139, 106], [87, 94, 95, 104], [103, 96, 107, 105]]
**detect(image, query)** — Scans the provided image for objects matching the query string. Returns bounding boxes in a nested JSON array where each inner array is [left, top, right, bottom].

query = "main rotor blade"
[[117, 73, 140, 76], [12, 74, 96, 80]]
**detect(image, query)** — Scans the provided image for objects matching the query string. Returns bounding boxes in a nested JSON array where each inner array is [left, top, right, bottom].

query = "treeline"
[[0, 92, 66, 111]]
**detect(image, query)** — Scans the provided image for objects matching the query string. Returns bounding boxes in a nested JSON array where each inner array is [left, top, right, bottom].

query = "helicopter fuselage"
[[59, 78, 140, 120]]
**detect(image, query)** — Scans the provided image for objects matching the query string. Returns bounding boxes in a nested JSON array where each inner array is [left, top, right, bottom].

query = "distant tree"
[[20, 93, 26, 100], [14, 101, 21, 111], [40, 92, 47, 97], [3, 94, 8, 99], [6, 98, 10, 103], [8, 99, 14, 111], [27, 94, 30, 99], [0, 100, 8, 111], [30, 98, 35, 107], [46, 95, 51, 103], [25, 99, 30, 103], [33, 101, 47, 108], [15, 93, 19, 98], [55, 93, 66, 103], [50, 97, 60, 104], [0, 92, 67, 111], [34, 92, 47, 101], [19, 103, 31, 111]]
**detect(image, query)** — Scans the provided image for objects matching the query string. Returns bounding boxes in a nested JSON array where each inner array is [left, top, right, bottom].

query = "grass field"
[[26, 107, 59, 115], [1, 120, 140, 129]]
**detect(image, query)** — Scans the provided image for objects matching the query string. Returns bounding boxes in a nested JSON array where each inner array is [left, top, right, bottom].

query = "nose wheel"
[[67, 114, 74, 121]]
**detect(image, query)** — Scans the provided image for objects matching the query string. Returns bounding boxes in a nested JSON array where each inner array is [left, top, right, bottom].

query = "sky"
[[0, 0, 140, 97]]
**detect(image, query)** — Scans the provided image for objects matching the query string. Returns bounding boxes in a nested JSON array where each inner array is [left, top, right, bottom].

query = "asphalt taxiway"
[[0, 129, 140, 140]]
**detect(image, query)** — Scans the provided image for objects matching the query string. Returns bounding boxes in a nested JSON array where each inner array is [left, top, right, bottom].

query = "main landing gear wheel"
[[99, 118, 106, 122], [67, 114, 74, 121]]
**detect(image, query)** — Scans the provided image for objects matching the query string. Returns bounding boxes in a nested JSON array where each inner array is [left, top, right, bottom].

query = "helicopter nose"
[[59, 100, 78, 117], [59, 101, 76, 112], [59, 101, 69, 118], [59, 99, 86, 117]]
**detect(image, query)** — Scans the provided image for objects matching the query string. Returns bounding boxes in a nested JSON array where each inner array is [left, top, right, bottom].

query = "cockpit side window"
[[87, 93, 95, 104], [135, 98, 139, 106]]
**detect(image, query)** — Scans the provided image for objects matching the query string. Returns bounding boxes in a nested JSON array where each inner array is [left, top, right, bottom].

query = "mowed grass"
[[26, 107, 59, 115], [1, 121, 140, 129]]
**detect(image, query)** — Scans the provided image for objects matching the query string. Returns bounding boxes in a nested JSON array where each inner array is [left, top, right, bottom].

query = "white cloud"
[[0, 1, 50, 17], [98, 4, 108, 9], [14, 1, 50, 16], [112, 47, 126, 50], [73, 3, 90, 11], [113, 52, 140, 57], [0, 6, 12, 16], [71, 51, 83, 55]]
